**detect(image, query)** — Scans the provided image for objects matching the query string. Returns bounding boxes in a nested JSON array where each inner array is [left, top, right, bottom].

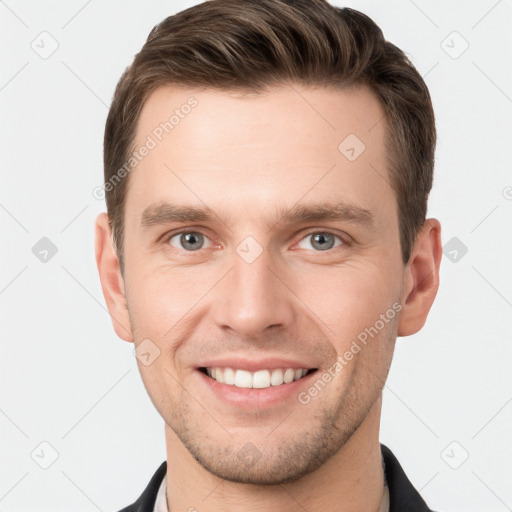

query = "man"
[[95, 0, 442, 510]]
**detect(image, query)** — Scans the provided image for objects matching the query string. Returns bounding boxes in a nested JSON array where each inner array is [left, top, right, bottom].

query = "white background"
[[1, 1, 511, 511]]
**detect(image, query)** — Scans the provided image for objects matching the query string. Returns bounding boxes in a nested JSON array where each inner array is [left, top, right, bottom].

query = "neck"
[[164, 397, 384, 512]]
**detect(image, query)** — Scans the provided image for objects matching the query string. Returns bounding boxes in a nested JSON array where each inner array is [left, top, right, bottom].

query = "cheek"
[[294, 261, 400, 345], [126, 270, 191, 408], [126, 264, 207, 337]]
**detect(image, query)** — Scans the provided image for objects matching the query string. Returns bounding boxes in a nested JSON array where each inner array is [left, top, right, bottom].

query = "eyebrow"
[[140, 200, 375, 230]]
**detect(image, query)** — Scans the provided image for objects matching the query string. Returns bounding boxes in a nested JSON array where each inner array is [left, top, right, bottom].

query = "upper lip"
[[197, 357, 317, 372]]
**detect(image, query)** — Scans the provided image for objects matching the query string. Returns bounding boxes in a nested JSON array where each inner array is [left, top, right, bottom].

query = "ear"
[[398, 218, 442, 337], [94, 212, 133, 342]]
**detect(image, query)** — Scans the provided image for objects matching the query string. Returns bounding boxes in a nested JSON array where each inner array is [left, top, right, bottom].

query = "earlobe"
[[94, 213, 134, 342], [397, 218, 442, 337]]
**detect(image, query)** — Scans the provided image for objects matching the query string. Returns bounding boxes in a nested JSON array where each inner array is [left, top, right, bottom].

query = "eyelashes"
[[167, 231, 213, 251], [295, 231, 344, 251], [164, 229, 348, 254]]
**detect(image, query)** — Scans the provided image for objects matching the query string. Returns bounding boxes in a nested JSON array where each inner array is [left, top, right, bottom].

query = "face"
[[115, 83, 407, 483]]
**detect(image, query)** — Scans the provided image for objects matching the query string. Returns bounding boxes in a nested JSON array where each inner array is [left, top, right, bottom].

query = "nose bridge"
[[212, 238, 294, 337]]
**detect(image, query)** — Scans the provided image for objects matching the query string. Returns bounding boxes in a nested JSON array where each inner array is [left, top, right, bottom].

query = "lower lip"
[[197, 370, 317, 409]]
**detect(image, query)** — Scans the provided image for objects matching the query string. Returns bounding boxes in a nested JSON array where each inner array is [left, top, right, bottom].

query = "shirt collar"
[[150, 444, 431, 512]]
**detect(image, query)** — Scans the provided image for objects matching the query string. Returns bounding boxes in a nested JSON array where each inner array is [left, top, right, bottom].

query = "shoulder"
[[114, 461, 167, 512], [381, 444, 439, 512]]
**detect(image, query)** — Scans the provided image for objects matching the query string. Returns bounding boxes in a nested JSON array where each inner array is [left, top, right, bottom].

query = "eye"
[[167, 231, 213, 251], [296, 231, 344, 252]]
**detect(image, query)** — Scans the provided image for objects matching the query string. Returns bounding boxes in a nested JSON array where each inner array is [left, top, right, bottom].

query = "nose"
[[211, 244, 295, 340]]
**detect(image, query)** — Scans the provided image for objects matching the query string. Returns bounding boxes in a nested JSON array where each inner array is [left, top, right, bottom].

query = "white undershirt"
[[153, 473, 168, 512]]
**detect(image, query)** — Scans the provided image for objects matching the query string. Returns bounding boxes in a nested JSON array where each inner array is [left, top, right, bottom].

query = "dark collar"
[[116, 460, 166, 512], [118, 444, 435, 512], [381, 444, 435, 512]]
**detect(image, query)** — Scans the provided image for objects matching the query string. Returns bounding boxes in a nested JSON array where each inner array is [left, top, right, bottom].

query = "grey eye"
[[168, 232, 209, 251], [297, 232, 343, 251]]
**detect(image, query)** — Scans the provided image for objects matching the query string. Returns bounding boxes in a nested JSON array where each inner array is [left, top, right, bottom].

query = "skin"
[[95, 82, 442, 511]]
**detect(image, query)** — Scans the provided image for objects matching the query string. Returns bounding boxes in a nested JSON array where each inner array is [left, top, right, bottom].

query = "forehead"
[[126, 83, 394, 227]]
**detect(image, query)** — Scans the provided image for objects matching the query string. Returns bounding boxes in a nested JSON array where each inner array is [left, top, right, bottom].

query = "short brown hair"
[[104, 0, 435, 273]]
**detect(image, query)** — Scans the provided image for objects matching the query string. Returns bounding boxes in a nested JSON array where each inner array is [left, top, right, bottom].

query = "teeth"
[[204, 367, 310, 388], [283, 368, 295, 383], [253, 370, 270, 389], [224, 367, 235, 385], [270, 369, 284, 386], [234, 370, 252, 388]]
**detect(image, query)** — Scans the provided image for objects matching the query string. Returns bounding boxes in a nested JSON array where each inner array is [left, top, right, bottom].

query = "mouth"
[[198, 366, 318, 389]]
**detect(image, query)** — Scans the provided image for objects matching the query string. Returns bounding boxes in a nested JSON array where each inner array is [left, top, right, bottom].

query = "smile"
[[200, 367, 316, 389]]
